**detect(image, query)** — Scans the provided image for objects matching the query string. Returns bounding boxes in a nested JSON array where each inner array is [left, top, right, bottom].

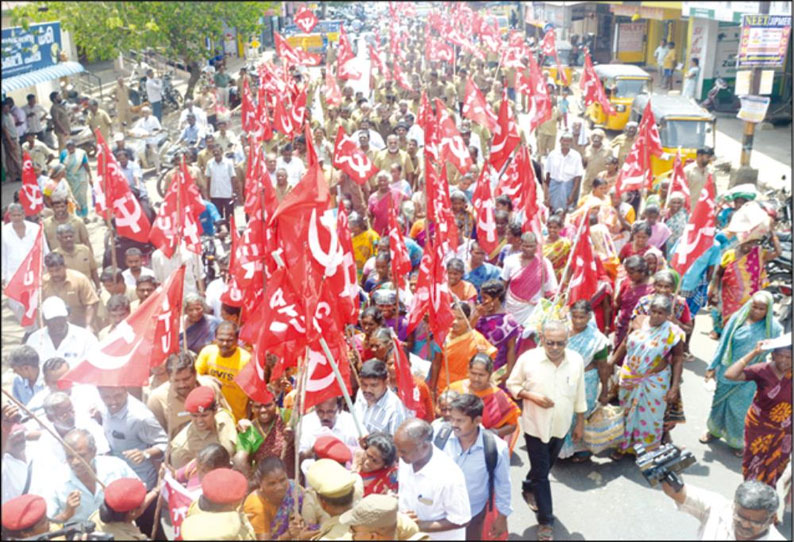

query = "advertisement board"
[[1, 22, 63, 79], [737, 14, 791, 67]]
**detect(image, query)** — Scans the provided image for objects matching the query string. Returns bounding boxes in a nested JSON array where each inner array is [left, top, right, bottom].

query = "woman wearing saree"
[[702, 292, 782, 455], [618, 221, 652, 262], [664, 192, 689, 259], [448, 353, 522, 453], [610, 295, 685, 455], [448, 258, 478, 303], [501, 232, 558, 327], [613, 255, 653, 351], [367, 171, 404, 236], [560, 300, 610, 461], [353, 432, 399, 496], [431, 302, 497, 395], [725, 339, 792, 488], [470, 279, 522, 386], [59, 139, 92, 220], [542, 215, 571, 282], [233, 390, 294, 480], [708, 234, 781, 338], [181, 294, 221, 354]]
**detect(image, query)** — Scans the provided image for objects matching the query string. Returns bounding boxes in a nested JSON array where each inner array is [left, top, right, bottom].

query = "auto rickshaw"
[[543, 39, 576, 87], [631, 93, 716, 178], [585, 64, 652, 131]]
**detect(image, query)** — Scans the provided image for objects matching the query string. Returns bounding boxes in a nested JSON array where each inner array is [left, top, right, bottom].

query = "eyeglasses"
[[733, 507, 771, 528], [544, 340, 567, 347]]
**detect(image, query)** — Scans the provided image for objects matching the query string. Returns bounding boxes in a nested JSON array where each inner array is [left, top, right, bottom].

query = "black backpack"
[[434, 422, 498, 511]]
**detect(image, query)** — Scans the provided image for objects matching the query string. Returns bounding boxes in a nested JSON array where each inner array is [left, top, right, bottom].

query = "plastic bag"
[[725, 201, 772, 244]]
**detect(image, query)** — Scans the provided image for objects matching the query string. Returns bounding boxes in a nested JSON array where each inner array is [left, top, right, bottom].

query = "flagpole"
[[292, 346, 309, 519], [175, 159, 189, 357], [150, 398, 172, 539], [1, 388, 106, 490], [663, 147, 682, 212], [102, 143, 118, 276], [37, 227, 44, 330], [550, 211, 588, 308], [318, 336, 365, 437]]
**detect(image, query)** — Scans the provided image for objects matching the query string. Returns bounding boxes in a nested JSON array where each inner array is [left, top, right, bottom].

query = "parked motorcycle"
[[67, 107, 97, 157], [700, 78, 728, 112], [202, 235, 217, 284], [162, 71, 183, 112]]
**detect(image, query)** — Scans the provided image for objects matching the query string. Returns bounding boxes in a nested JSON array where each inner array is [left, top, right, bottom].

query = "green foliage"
[[10, 2, 278, 63]]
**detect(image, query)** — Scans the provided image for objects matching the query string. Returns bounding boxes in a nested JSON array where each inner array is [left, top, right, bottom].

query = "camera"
[[18, 521, 114, 541], [634, 443, 696, 491]]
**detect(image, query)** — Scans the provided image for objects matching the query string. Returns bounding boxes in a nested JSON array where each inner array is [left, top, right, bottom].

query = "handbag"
[[584, 403, 625, 454]]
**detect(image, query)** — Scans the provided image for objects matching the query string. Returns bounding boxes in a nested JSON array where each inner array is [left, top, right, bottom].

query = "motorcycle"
[[67, 106, 97, 157], [202, 235, 217, 284], [162, 71, 183, 112]]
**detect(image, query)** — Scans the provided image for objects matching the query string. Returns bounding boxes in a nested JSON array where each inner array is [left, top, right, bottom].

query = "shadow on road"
[[510, 519, 585, 541]]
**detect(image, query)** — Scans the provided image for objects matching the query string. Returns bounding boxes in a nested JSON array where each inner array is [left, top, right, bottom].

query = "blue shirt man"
[[9, 346, 44, 405], [464, 242, 501, 293]]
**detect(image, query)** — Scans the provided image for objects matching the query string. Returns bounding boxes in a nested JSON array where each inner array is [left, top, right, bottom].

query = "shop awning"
[[2, 61, 85, 94]]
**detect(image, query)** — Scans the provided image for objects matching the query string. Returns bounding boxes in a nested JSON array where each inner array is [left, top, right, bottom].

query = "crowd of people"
[[1, 5, 792, 542]]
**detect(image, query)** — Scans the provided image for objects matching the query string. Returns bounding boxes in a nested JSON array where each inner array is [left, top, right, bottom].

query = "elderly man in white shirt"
[[298, 396, 360, 475], [506, 319, 586, 541], [395, 419, 471, 540], [275, 143, 306, 188], [662, 478, 786, 541], [25, 297, 98, 367], [543, 132, 584, 213], [132, 105, 163, 173], [151, 244, 204, 297]]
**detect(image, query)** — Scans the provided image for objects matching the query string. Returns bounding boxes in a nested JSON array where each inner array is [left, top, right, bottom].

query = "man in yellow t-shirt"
[[662, 42, 676, 90], [195, 321, 251, 421]]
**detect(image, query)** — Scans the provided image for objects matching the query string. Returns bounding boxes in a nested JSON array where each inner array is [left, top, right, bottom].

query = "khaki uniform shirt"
[[610, 134, 635, 165], [180, 508, 256, 541], [311, 516, 351, 541], [88, 511, 147, 540], [684, 162, 712, 202], [88, 108, 113, 143], [146, 375, 230, 438], [43, 215, 92, 256], [42, 269, 99, 327], [374, 149, 415, 183], [54, 244, 97, 283], [582, 145, 614, 192], [538, 107, 560, 137], [170, 408, 237, 469], [95, 285, 137, 330], [23, 139, 54, 171]]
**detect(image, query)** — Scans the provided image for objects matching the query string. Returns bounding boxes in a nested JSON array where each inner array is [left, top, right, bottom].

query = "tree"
[[11, 2, 278, 99]]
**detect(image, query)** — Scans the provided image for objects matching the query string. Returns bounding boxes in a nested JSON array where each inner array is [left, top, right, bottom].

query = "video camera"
[[18, 521, 113, 541], [635, 443, 696, 492]]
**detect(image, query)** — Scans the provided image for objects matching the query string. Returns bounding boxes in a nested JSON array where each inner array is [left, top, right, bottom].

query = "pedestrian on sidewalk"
[[145, 69, 163, 122], [654, 39, 668, 72], [683, 58, 700, 99], [112, 77, 132, 129], [662, 42, 676, 91]]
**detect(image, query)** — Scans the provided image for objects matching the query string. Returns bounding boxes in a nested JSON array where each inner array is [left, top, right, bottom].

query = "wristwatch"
[[142, 450, 151, 461]]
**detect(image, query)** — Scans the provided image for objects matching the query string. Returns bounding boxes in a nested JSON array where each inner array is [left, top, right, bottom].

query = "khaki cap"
[[339, 494, 398, 528], [307, 458, 355, 499]]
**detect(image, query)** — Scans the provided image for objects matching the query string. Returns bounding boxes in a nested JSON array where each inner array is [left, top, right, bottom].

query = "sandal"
[[733, 448, 744, 458], [538, 524, 554, 541], [610, 450, 624, 461], [699, 432, 716, 444], [570, 453, 590, 464]]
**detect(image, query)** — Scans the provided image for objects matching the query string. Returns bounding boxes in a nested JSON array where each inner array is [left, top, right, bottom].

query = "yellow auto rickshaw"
[[631, 93, 716, 178], [543, 39, 574, 87], [586, 64, 651, 131]]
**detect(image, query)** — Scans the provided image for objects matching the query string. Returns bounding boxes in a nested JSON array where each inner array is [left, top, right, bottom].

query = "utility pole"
[[733, 1, 771, 186]]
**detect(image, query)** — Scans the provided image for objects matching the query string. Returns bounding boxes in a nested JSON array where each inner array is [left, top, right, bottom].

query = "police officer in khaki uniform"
[[181, 468, 255, 540], [169, 385, 237, 469], [306, 459, 357, 540], [339, 494, 431, 541]]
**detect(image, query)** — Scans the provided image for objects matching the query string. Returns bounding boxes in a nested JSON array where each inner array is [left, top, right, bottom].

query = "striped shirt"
[[352, 388, 409, 436]]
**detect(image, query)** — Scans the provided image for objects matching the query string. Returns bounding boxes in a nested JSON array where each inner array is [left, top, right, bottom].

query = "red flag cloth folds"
[[294, 6, 318, 33], [392, 339, 423, 414], [567, 218, 600, 305], [435, 98, 472, 174], [540, 29, 568, 86], [388, 203, 413, 290], [471, 165, 500, 255], [94, 130, 151, 242], [580, 51, 617, 117], [324, 70, 344, 107], [274, 32, 300, 67], [163, 472, 199, 541], [241, 76, 256, 133], [61, 267, 185, 387], [667, 149, 692, 211], [20, 152, 43, 215], [149, 159, 204, 259], [488, 89, 521, 171], [671, 174, 716, 275], [336, 203, 361, 325], [332, 126, 378, 185], [4, 225, 43, 326], [273, 92, 295, 140], [462, 77, 498, 133], [525, 53, 553, 134]]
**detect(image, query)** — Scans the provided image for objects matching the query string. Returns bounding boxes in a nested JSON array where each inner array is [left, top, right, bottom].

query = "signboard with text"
[[737, 14, 791, 67], [1, 22, 63, 78]]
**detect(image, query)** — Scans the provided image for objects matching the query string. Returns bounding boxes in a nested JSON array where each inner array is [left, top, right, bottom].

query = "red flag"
[[435, 98, 472, 174], [388, 203, 412, 290], [241, 76, 256, 133], [614, 142, 645, 196], [580, 51, 616, 117], [332, 126, 378, 185], [636, 100, 664, 190], [94, 130, 151, 243], [302, 338, 352, 413], [337, 25, 362, 80], [514, 145, 540, 224], [488, 89, 521, 171], [425, 162, 459, 255], [426, 37, 454, 64], [462, 77, 498, 133], [20, 152, 43, 215], [4, 225, 43, 326], [392, 338, 423, 414], [368, 44, 388, 78], [252, 83, 274, 142], [567, 218, 599, 305], [667, 149, 691, 211], [273, 93, 295, 140], [163, 472, 200, 541], [324, 70, 344, 108], [525, 53, 552, 134], [148, 159, 204, 258], [336, 202, 361, 325], [244, 143, 277, 220], [393, 62, 413, 92], [290, 86, 308, 132], [294, 6, 318, 33], [220, 214, 245, 307], [274, 31, 300, 67], [670, 174, 716, 274], [428, 237, 455, 345], [540, 29, 568, 86], [61, 267, 185, 387], [471, 165, 500, 255]]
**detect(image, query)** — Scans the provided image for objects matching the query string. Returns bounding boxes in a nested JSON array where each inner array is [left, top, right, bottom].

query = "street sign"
[[1, 22, 63, 78], [737, 95, 771, 122], [737, 14, 792, 67]]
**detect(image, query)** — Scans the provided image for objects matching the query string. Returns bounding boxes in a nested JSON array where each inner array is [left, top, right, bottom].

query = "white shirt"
[[205, 277, 227, 318], [29, 415, 111, 476], [2, 453, 30, 504], [25, 324, 99, 367], [2, 221, 49, 283], [26, 383, 103, 423], [355, 129, 386, 150], [132, 114, 162, 146], [122, 266, 156, 289], [22, 103, 47, 134], [43, 454, 139, 522], [352, 388, 409, 436], [407, 124, 424, 147], [675, 485, 787, 541], [298, 410, 360, 453], [276, 156, 307, 188], [506, 347, 587, 443], [206, 157, 236, 198], [654, 45, 668, 66], [146, 77, 163, 103], [179, 106, 209, 130], [151, 246, 204, 297], [544, 148, 584, 183], [397, 446, 472, 540]]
